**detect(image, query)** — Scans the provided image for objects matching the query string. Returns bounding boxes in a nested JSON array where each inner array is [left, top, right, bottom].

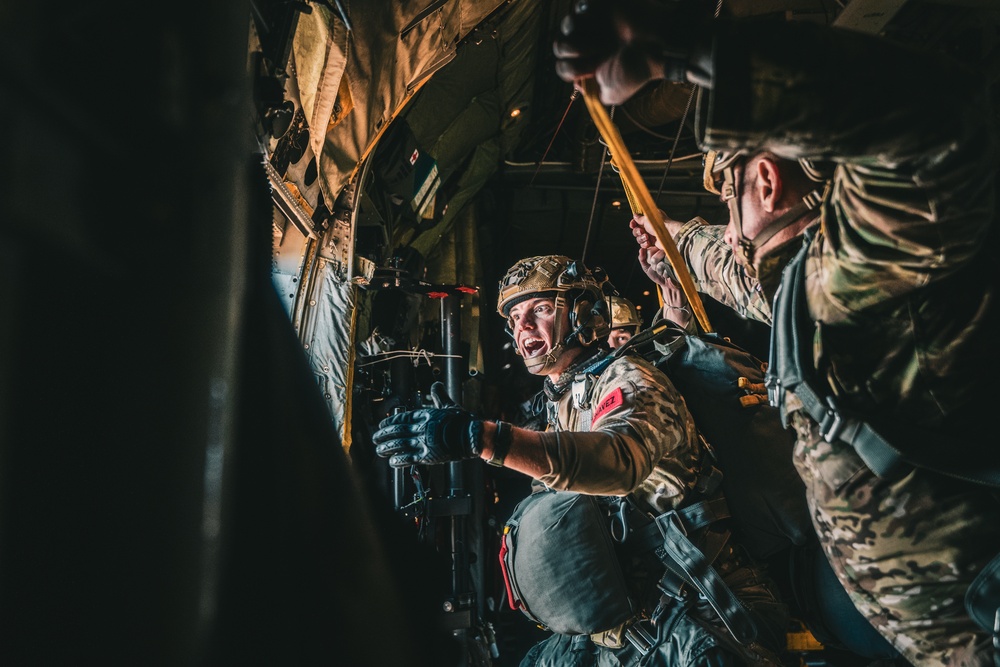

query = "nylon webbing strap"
[[769, 236, 1000, 487], [654, 510, 759, 646], [580, 79, 713, 334], [625, 497, 731, 555], [770, 238, 908, 479]]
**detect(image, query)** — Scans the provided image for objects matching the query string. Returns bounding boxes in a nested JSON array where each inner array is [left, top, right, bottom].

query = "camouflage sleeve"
[[533, 356, 700, 513], [698, 20, 996, 319], [652, 217, 771, 324]]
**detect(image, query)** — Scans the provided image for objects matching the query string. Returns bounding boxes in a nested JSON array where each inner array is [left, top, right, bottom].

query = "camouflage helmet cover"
[[497, 254, 611, 352], [608, 296, 642, 331], [497, 255, 603, 317]]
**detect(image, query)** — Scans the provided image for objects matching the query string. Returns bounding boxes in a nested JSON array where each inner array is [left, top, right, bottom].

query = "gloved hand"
[[373, 382, 484, 468], [552, 0, 711, 105]]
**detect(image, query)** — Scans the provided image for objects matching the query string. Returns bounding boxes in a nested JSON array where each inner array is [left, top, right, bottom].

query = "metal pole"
[[440, 294, 471, 657], [391, 350, 415, 510]]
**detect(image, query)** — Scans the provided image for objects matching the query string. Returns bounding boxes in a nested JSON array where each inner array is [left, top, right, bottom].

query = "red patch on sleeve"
[[592, 387, 624, 425]]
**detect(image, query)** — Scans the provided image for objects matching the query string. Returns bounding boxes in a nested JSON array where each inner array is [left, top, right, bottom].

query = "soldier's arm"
[[634, 214, 771, 325]]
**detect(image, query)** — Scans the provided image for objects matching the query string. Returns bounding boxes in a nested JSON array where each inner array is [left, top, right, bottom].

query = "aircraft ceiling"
[[254, 0, 1000, 347]]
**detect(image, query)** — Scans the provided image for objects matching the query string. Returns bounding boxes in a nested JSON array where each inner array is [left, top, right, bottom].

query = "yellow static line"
[[580, 79, 713, 334]]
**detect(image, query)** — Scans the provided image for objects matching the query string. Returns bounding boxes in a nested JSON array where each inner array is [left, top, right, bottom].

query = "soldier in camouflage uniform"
[[373, 255, 788, 666], [554, 1, 1000, 665]]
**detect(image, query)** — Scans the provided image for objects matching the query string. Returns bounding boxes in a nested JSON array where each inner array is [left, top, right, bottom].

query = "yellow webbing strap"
[[580, 79, 713, 334]]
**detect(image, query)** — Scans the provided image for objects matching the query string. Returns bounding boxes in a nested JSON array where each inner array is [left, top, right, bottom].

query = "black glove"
[[373, 382, 484, 468], [552, 0, 711, 105]]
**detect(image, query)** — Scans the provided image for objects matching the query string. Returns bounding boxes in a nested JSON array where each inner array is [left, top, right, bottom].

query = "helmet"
[[608, 296, 642, 332], [703, 150, 829, 195], [497, 255, 611, 373]]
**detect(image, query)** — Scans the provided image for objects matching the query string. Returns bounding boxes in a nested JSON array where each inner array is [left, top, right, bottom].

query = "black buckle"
[[818, 395, 846, 443], [654, 509, 686, 539], [624, 619, 656, 655]]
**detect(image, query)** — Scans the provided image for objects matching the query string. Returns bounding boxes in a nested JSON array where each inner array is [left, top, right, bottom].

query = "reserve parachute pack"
[[499, 489, 770, 659], [498, 491, 635, 636]]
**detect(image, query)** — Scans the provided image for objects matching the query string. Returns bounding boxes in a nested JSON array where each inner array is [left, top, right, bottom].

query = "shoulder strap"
[[766, 233, 1000, 487]]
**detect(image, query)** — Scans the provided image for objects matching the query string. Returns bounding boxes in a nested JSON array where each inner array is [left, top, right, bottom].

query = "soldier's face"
[[607, 328, 633, 349], [508, 296, 581, 378], [509, 297, 563, 359]]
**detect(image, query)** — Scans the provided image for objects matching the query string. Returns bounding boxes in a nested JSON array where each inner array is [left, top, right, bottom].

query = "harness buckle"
[[764, 374, 782, 408], [624, 618, 656, 655], [653, 509, 687, 539], [571, 372, 595, 411], [818, 395, 845, 443]]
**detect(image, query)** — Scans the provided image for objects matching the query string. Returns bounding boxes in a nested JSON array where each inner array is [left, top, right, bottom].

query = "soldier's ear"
[[753, 156, 783, 213]]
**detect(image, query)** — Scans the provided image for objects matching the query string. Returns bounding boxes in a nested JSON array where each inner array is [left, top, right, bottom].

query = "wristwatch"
[[487, 420, 513, 467]]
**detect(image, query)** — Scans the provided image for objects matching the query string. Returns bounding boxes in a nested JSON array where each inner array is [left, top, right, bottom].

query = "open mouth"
[[521, 337, 547, 358]]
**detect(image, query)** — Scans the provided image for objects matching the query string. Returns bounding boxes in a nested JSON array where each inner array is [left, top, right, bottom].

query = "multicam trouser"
[[789, 411, 1000, 667]]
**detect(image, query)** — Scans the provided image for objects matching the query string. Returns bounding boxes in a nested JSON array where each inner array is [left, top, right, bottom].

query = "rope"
[[356, 350, 464, 368], [654, 86, 696, 202], [530, 91, 579, 188]]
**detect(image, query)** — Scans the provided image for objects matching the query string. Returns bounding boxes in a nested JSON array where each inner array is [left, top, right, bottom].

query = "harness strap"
[[767, 231, 1000, 487], [616, 495, 759, 646], [766, 234, 908, 479], [623, 497, 730, 556], [653, 510, 760, 646]]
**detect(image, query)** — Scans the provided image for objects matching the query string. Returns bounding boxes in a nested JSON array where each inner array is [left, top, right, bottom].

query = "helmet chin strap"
[[723, 163, 824, 276], [523, 341, 569, 374]]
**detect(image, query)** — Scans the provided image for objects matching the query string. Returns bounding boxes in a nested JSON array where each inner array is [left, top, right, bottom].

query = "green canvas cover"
[[500, 490, 636, 636]]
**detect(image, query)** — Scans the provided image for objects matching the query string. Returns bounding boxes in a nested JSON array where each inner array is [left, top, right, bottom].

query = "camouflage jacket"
[[531, 353, 703, 515], [686, 20, 997, 459]]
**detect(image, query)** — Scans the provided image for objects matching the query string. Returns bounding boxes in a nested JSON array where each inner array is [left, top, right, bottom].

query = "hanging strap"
[[617, 493, 760, 649], [580, 79, 714, 335]]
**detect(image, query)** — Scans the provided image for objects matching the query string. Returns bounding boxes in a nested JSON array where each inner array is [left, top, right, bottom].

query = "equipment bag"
[[499, 490, 635, 636], [642, 324, 814, 560]]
